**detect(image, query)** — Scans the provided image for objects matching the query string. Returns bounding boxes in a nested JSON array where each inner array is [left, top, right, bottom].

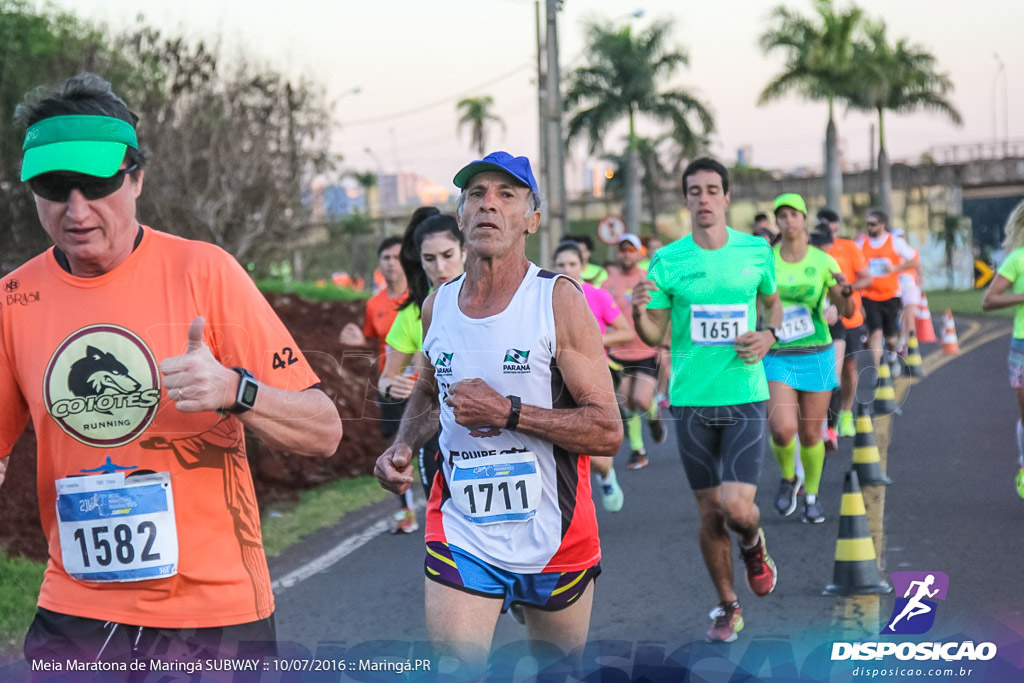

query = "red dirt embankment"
[[0, 293, 387, 561]]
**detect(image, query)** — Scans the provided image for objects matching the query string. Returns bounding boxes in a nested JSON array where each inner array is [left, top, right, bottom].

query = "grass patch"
[[256, 278, 370, 302], [0, 476, 392, 656], [0, 549, 45, 655], [923, 289, 1012, 318], [260, 474, 391, 558]]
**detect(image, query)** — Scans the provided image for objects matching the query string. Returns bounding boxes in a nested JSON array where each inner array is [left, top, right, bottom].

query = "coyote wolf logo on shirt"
[[44, 324, 161, 448]]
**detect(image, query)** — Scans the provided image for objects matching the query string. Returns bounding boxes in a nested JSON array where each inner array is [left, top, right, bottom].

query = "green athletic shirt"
[[997, 247, 1024, 339], [771, 245, 840, 350], [647, 227, 777, 407], [581, 263, 609, 288], [385, 302, 423, 354]]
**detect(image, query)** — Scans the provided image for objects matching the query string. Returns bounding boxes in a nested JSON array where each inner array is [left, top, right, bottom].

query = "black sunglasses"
[[28, 165, 138, 202]]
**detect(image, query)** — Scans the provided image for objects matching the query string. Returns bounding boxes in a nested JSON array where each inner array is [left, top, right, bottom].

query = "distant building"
[[379, 170, 449, 208]]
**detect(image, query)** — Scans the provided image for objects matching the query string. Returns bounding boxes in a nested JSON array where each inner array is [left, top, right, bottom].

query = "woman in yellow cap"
[[765, 193, 853, 524]]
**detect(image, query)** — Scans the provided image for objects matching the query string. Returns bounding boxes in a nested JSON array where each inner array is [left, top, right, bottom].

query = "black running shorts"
[[670, 402, 767, 490]]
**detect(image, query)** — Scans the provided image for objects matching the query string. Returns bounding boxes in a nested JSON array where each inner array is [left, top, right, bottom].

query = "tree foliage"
[[456, 95, 505, 157], [0, 2, 336, 271], [564, 19, 713, 232]]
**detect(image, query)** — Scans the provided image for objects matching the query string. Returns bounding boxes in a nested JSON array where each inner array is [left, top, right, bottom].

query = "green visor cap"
[[21, 115, 138, 181], [773, 192, 807, 216]]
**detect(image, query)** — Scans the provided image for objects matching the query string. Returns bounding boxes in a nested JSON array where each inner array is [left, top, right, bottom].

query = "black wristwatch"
[[505, 395, 522, 431], [767, 327, 781, 342], [226, 367, 259, 414]]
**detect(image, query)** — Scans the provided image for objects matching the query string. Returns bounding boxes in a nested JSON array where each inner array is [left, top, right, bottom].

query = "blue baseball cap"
[[453, 151, 539, 195]]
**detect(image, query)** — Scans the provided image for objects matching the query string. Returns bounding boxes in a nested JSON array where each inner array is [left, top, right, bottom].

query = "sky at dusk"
[[40, 0, 1024, 191]]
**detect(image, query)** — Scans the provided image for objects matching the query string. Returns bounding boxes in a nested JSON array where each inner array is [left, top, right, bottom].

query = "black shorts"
[[23, 607, 277, 674], [377, 396, 408, 439], [670, 402, 767, 490], [862, 297, 902, 338], [829, 322, 868, 358], [609, 355, 659, 380]]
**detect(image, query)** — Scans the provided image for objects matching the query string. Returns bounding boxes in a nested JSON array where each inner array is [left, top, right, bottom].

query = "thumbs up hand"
[[159, 316, 239, 413]]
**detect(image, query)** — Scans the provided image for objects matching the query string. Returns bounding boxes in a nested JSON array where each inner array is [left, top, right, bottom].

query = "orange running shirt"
[[861, 234, 903, 302], [362, 289, 408, 372], [827, 238, 868, 328], [0, 227, 320, 628], [601, 266, 658, 363]]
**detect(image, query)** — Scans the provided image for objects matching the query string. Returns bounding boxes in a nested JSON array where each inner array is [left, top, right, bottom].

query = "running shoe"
[[887, 352, 903, 379], [655, 392, 670, 409], [802, 498, 825, 524], [600, 479, 625, 512], [391, 508, 419, 534], [774, 475, 802, 516], [627, 450, 649, 470], [648, 409, 667, 445], [706, 602, 744, 643], [824, 427, 839, 454], [740, 528, 777, 597], [1016, 468, 1024, 500], [838, 411, 856, 438]]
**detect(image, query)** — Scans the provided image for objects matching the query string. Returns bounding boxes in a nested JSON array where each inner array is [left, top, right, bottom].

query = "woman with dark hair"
[[378, 210, 465, 516]]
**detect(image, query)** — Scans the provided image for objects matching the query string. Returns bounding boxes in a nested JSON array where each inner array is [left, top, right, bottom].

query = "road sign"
[[974, 259, 994, 289], [597, 215, 626, 245]]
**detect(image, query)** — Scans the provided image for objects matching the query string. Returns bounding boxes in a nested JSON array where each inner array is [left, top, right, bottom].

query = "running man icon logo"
[[881, 571, 949, 635]]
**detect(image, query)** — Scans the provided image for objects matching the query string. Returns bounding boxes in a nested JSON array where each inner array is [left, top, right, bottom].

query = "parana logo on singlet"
[[434, 352, 454, 377], [503, 348, 531, 374], [44, 324, 161, 448]]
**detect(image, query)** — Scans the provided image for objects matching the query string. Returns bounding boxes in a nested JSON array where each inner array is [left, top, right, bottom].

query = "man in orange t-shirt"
[[817, 209, 873, 438], [860, 209, 920, 370], [1, 74, 342, 667]]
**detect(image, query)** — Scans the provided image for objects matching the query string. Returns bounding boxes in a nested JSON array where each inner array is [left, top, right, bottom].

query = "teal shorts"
[[763, 346, 838, 392]]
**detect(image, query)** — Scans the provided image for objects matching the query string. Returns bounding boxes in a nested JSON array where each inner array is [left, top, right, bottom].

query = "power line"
[[339, 62, 533, 127]]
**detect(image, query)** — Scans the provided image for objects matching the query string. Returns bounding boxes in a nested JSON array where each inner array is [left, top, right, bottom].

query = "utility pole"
[[536, 0, 551, 267], [545, 0, 567, 258]]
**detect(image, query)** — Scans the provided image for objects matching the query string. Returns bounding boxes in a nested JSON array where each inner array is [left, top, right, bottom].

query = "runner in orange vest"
[[817, 209, 872, 438], [859, 209, 919, 374]]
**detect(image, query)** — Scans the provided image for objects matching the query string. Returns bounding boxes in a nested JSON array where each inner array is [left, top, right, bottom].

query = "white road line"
[[272, 496, 426, 592]]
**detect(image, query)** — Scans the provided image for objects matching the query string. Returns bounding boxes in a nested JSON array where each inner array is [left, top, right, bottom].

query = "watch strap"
[[505, 395, 522, 431]]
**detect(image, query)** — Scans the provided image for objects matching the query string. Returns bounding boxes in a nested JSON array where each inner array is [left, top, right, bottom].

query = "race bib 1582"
[[56, 472, 178, 582]]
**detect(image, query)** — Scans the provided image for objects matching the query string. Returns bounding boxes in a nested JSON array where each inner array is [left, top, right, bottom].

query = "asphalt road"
[[262, 318, 1024, 681]]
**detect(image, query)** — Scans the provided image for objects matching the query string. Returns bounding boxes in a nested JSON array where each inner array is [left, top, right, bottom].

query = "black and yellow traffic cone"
[[904, 332, 926, 378], [873, 361, 901, 416], [823, 470, 892, 596], [852, 402, 891, 485]]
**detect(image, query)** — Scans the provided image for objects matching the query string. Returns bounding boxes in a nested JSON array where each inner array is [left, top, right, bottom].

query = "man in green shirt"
[[633, 157, 783, 644]]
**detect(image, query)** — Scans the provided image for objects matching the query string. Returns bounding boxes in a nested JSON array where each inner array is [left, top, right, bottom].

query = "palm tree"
[[603, 137, 673, 230], [456, 96, 506, 157], [565, 20, 713, 233], [758, 0, 863, 213], [848, 20, 962, 215]]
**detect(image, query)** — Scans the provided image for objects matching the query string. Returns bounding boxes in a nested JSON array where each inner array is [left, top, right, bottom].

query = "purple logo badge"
[[882, 571, 949, 635]]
